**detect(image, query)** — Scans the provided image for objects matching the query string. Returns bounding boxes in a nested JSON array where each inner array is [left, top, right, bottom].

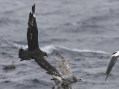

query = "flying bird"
[[105, 51, 119, 81], [18, 3, 62, 85], [19, 4, 47, 61], [18, 4, 84, 89], [52, 52, 83, 89]]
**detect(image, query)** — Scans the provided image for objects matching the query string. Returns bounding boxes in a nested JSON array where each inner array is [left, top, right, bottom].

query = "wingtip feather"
[[32, 4, 35, 14], [105, 74, 108, 81]]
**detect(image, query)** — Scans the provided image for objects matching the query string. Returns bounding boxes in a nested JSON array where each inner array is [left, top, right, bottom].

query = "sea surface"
[[0, 0, 119, 89]]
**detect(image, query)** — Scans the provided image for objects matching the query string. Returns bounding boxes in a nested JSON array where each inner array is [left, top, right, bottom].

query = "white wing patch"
[[30, 34, 33, 39]]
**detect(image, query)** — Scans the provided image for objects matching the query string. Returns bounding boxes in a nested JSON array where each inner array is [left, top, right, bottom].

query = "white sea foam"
[[41, 45, 56, 54], [9, 41, 108, 55], [13, 43, 28, 49], [41, 45, 108, 55], [56, 45, 108, 54]]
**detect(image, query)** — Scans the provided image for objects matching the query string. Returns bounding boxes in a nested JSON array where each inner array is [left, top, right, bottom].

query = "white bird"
[[105, 51, 119, 81]]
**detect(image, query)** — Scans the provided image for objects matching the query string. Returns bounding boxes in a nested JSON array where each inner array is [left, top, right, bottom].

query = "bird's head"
[[73, 75, 86, 83], [42, 51, 48, 57], [113, 51, 117, 54], [72, 76, 78, 83]]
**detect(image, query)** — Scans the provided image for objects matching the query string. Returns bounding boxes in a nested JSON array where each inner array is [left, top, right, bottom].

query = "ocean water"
[[0, 0, 119, 89]]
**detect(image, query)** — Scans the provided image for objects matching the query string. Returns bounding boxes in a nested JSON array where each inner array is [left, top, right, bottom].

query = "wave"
[[1, 40, 109, 56], [41, 45, 108, 55]]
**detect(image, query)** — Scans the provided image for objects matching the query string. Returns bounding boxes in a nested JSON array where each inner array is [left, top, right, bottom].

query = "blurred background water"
[[0, 0, 119, 89]]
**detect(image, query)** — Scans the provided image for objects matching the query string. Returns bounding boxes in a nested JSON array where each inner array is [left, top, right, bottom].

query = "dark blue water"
[[0, 0, 119, 89]]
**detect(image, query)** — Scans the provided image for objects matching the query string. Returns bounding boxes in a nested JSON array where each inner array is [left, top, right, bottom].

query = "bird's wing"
[[27, 4, 39, 51], [69, 85, 72, 89], [55, 53, 72, 76], [105, 56, 117, 81], [32, 54, 62, 77], [62, 84, 72, 89]]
